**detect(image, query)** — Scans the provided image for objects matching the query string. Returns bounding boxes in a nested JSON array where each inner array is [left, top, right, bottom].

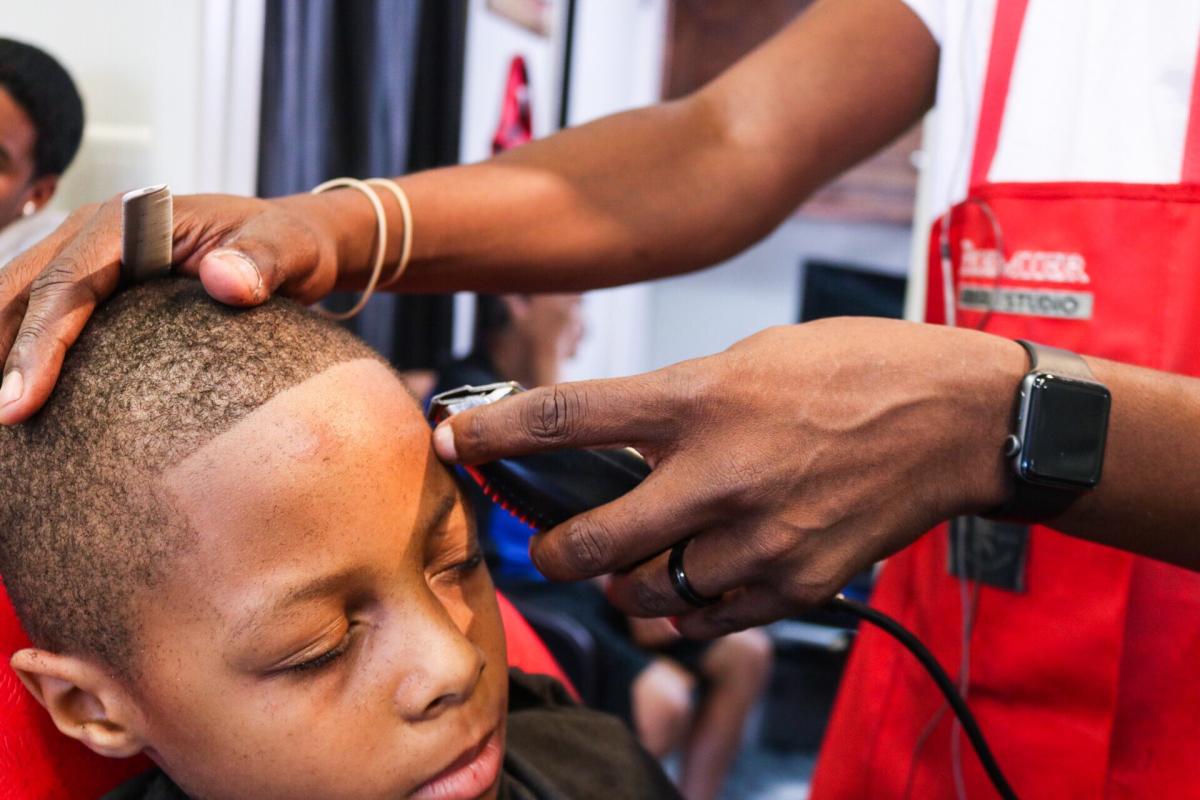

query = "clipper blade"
[[121, 184, 173, 283]]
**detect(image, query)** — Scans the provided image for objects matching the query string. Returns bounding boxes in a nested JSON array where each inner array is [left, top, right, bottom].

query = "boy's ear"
[[10, 648, 147, 759]]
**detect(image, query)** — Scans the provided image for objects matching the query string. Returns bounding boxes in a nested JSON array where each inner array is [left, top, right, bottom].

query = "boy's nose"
[[391, 611, 486, 722]]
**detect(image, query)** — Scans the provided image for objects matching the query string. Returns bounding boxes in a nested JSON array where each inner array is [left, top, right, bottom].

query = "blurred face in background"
[[509, 293, 585, 362], [498, 293, 585, 387], [0, 84, 58, 233]]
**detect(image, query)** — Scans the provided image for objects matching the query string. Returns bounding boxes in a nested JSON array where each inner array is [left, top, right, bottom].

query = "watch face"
[[1019, 374, 1111, 488]]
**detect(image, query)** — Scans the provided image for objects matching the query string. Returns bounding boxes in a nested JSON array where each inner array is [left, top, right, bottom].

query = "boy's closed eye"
[[272, 545, 487, 679], [275, 621, 361, 676], [244, 490, 485, 681]]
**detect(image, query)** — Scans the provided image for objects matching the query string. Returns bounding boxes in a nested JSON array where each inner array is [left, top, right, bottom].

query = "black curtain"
[[257, 0, 466, 368]]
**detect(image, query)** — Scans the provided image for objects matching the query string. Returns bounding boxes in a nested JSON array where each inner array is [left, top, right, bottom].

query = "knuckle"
[[558, 519, 611, 575], [738, 528, 787, 567], [462, 408, 494, 451], [10, 325, 43, 353], [726, 456, 770, 503], [783, 571, 839, 610], [699, 606, 745, 637], [28, 262, 99, 309], [523, 384, 583, 444], [9, 320, 66, 361], [30, 261, 85, 294], [673, 358, 716, 412], [631, 574, 674, 614]]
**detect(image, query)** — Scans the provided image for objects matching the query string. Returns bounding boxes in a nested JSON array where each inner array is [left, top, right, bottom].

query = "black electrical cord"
[[827, 594, 1019, 800]]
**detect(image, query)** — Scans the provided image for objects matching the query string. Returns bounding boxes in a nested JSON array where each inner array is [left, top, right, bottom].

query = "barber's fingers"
[[609, 525, 748, 618], [435, 372, 686, 464], [673, 584, 787, 640], [608, 520, 858, 631], [527, 466, 722, 581], [188, 212, 329, 307], [0, 203, 120, 425], [0, 237, 55, 357], [604, 520, 811, 618]]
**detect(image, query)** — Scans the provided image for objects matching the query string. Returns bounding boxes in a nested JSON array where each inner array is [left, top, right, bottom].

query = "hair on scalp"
[[0, 280, 385, 671]]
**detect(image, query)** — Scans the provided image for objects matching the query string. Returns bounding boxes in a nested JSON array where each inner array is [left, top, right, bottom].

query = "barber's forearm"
[[399, 98, 762, 292], [314, 0, 938, 293]]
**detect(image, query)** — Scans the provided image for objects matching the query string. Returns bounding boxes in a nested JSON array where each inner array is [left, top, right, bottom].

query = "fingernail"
[[433, 423, 458, 461], [667, 616, 680, 632], [0, 370, 23, 408], [210, 250, 262, 300]]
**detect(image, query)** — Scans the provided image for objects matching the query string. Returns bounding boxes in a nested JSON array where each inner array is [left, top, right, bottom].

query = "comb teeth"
[[121, 184, 173, 282]]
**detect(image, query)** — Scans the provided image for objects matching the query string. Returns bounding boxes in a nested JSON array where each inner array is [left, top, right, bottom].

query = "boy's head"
[[0, 280, 508, 799]]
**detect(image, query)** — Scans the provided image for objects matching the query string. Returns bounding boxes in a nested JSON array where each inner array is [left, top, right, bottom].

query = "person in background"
[[436, 294, 774, 800], [0, 37, 83, 266]]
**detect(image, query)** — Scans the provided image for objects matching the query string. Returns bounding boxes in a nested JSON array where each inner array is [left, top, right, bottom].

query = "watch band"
[[1016, 339, 1096, 381], [989, 340, 1094, 523]]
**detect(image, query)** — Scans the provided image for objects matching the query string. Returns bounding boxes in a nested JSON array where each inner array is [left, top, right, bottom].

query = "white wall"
[[459, 0, 572, 164], [454, 0, 670, 383], [0, 0, 263, 210], [646, 218, 911, 370]]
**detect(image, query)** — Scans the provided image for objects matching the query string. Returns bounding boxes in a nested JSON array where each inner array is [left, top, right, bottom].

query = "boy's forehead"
[[169, 358, 421, 470], [161, 359, 433, 560]]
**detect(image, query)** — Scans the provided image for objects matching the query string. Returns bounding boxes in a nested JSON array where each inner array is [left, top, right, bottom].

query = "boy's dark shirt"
[[102, 669, 679, 800]]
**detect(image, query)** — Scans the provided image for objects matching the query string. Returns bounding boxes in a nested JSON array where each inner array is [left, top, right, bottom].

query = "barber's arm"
[[433, 318, 1200, 638], [0, 0, 936, 424]]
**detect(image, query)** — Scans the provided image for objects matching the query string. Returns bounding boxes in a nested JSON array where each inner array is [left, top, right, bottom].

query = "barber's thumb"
[[197, 248, 268, 306], [433, 422, 460, 462]]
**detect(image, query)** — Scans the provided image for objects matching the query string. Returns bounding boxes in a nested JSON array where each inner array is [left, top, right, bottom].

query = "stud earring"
[[22, 200, 36, 217]]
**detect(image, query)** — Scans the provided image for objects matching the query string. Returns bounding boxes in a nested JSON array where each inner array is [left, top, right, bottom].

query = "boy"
[[0, 279, 677, 799]]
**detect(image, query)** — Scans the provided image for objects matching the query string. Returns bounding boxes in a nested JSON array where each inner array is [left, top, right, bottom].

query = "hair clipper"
[[428, 382, 649, 530], [427, 387, 1018, 799]]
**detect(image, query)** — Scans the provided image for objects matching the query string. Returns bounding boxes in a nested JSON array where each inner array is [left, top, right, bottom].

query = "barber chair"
[[503, 599, 598, 707], [0, 578, 574, 799]]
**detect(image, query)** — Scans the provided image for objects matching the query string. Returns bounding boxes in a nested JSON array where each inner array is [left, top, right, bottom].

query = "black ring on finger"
[[668, 538, 718, 608]]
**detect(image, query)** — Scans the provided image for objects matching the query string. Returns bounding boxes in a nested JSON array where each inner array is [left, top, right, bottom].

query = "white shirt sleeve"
[[899, 0, 945, 44]]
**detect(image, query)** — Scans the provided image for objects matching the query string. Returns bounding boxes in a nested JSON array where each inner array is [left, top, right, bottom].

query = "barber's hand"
[[0, 192, 344, 424], [435, 318, 1026, 638]]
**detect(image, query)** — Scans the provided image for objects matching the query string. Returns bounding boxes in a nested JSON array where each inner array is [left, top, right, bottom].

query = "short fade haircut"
[[0, 37, 85, 177], [0, 280, 383, 672]]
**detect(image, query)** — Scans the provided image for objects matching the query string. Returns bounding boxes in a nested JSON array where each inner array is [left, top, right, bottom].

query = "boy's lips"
[[410, 726, 502, 800]]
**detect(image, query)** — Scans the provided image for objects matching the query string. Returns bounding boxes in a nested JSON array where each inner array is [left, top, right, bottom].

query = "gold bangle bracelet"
[[366, 178, 414, 289], [309, 177, 388, 320]]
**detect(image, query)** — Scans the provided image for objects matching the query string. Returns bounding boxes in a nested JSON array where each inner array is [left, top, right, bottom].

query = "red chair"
[[0, 578, 573, 800]]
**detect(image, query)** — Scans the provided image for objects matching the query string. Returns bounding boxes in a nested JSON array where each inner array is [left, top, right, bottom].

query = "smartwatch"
[[990, 340, 1111, 521]]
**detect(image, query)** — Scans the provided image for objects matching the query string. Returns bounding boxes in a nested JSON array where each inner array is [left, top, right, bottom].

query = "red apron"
[[813, 2, 1200, 798]]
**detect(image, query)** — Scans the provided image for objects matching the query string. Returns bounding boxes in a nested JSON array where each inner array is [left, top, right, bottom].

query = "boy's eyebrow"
[[246, 488, 460, 628], [422, 488, 460, 545], [274, 565, 372, 610]]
